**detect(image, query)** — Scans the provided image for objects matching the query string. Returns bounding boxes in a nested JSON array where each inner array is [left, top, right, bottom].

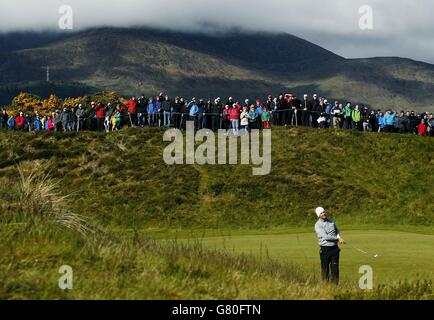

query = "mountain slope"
[[0, 27, 433, 111]]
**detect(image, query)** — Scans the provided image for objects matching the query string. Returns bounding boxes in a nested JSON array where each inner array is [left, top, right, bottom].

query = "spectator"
[[377, 111, 386, 133], [173, 97, 182, 129], [343, 103, 352, 129], [222, 105, 231, 131], [255, 100, 264, 129], [61, 108, 71, 131], [188, 98, 199, 129], [75, 104, 85, 131], [162, 95, 172, 128], [311, 94, 320, 127], [211, 98, 223, 132], [0, 109, 8, 129], [7, 115, 15, 130], [418, 120, 427, 136], [229, 103, 241, 135], [240, 106, 249, 133], [155, 96, 163, 127], [301, 94, 312, 127], [137, 96, 147, 127], [331, 104, 343, 129], [95, 103, 106, 132], [15, 112, 25, 131], [362, 107, 370, 132], [179, 98, 187, 130], [24, 113, 32, 132], [105, 103, 115, 132], [352, 105, 362, 130], [112, 107, 122, 131], [147, 98, 156, 127], [290, 95, 302, 126], [47, 116, 55, 131], [368, 111, 377, 132], [87, 102, 96, 131], [262, 106, 271, 129], [428, 114, 434, 136], [248, 105, 258, 132], [126, 97, 137, 127], [33, 116, 42, 132], [397, 111, 407, 133], [384, 110, 396, 132], [325, 101, 333, 129], [197, 99, 206, 130]]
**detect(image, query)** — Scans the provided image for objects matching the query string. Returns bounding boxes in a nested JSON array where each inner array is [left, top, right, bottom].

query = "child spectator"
[[262, 106, 271, 129]]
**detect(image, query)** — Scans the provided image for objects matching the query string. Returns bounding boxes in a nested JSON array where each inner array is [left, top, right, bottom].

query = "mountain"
[[0, 27, 433, 111]]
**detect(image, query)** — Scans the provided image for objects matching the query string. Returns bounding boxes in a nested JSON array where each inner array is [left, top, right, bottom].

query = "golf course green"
[[192, 229, 434, 285]]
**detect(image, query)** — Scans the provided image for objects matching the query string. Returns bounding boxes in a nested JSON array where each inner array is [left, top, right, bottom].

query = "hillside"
[[0, 127, 432, 229], [1, 28, 434, 111]]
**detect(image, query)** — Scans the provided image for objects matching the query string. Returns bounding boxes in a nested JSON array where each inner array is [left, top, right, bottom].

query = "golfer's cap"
[[315, 207, 325, 217]]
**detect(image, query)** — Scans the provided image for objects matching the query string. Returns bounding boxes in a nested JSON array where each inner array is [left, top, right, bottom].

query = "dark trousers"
[[211, 116, 220, 131], [97, 118, 104, 132], [320, 246, 340, 284]]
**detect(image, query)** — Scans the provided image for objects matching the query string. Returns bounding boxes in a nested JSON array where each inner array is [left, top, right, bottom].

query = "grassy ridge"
[[0, 127, 432, 229]]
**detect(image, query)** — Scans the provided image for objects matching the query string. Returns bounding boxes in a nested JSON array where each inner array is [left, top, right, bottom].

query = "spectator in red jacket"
[[95, 103, 106, 132], [418, 120, 427, 136], [125, 97, 137, 127], [15, 112, 25, 130], [229, 103, 241, 135]]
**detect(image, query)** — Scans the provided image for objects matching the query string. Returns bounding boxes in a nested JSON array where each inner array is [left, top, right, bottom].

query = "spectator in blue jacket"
[[255, 100, 264, 129], [147, 98, 156, 127], [383, 109, 396, 132], [188, 98, 199, 129], [33, 117, 42, 131], [377, 111, 386, 132], [7, 115, 15, 130], [325, 100, 333, 128]]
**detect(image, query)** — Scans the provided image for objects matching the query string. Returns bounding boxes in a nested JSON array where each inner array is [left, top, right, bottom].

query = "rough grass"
[[0, 127, 432, 230]]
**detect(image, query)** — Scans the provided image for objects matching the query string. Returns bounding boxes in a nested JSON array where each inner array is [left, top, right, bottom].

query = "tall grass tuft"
[[16, 161, 94, 236]]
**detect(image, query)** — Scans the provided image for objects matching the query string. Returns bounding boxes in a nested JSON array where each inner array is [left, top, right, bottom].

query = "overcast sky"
[[1, 0, 434, 63]]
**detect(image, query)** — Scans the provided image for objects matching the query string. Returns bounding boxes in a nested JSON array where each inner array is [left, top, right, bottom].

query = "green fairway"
[[194, 230, 434, 285]]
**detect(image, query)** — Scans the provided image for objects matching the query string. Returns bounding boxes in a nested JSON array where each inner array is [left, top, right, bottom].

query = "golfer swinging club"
[[314, 207, 345, 285]]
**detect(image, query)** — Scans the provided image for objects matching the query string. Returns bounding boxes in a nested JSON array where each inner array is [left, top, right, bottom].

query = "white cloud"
[[0, 0, 433, 63]]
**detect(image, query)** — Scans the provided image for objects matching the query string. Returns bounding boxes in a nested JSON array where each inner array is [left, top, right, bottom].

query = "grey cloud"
[[1, 0, 434, 63]]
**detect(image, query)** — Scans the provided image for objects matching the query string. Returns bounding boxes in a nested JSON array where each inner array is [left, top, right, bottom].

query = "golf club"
[[345, 242, 379, 258]]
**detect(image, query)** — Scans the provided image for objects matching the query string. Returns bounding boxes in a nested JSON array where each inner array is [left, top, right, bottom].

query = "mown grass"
[[0, 127, 432, 299]]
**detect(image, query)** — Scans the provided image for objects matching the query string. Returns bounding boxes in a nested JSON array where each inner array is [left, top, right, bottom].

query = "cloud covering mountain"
[[1, 0, 434, 63]]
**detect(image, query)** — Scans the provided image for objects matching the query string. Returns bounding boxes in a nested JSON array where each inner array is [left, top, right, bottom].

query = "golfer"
[[314, 207, 345, 284]]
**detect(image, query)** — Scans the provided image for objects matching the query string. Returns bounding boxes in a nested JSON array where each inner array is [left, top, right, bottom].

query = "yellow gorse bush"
[[9, 91, 128, 116]]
